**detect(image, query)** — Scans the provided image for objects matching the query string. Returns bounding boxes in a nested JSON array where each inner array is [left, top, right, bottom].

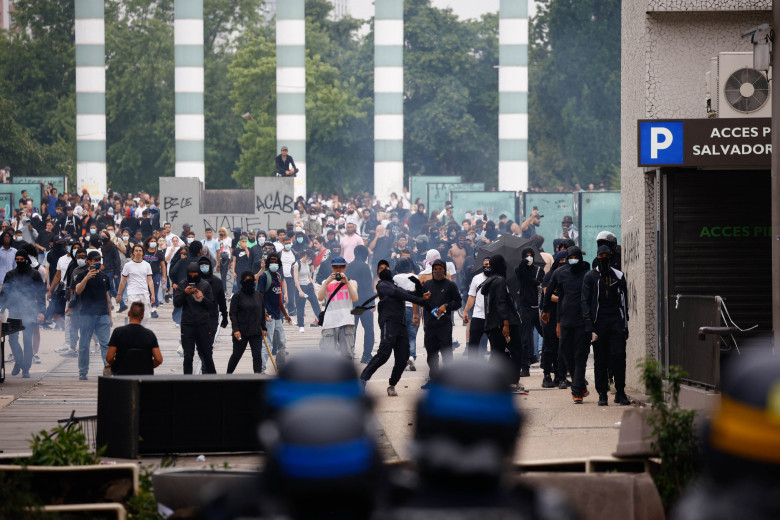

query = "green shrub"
[[640, 359, 698, 508], [22, 424, 104, 467]]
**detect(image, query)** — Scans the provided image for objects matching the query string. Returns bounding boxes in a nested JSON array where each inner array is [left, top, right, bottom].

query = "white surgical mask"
[[525, 256, 534, 266], [568, 259, 579, 265], [77, 259, 86, 267], [122, 236, 129, 242], [187, 237, 194, 244], [258, 237, 266, 245], [148, 242, 157, 249]]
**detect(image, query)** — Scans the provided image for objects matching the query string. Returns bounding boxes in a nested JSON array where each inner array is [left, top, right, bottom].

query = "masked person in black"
[[173, 262, 216, 374], [542, 246, 590, 404], [481, 254, 526, 393], [541, 251, 570, 389], [227, 271, 267, 374], [515, 247, 544, 377], [594, 231, 621, 270], [582, 245, 629, 406], [420, 259, 461, 389], [197, 256, 228, 348], [0, 250, 46, 378], [360, 259, 430, 397]]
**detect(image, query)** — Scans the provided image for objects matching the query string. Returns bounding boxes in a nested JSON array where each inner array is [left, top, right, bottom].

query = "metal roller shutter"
[[668, 169, 772, 331]]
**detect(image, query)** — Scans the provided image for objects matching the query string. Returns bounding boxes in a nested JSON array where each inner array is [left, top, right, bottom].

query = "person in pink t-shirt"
[[339, 222, 364, 263]]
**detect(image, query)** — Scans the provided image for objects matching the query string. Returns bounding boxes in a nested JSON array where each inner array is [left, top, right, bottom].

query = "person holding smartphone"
[[420, 259, 461, 389], [73, 251, 112, 380]]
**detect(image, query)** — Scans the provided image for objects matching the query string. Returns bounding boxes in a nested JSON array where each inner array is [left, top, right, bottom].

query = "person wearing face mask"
[[227, 271, 267, 374], [514, 247, 545, 378], [420, 259, 461, 389], [73, 251, 112, 380], [198, 255, 228, 344], [303, 209, 322, 236], [279, 237, 298, 316], [542, 246, 590, 404], [100, 231, 122, 303], [258, 253, 292, 370], [0, 250, 46, 378], [582, 245, 630, 406], [291, 230, 307, 254], [541, 251, 571, 389], [142, 237, 166, 318], [231, 235, 253, 294], [481, 254, 525, 394], [360, 260, 431, 396], [173, 262, 216, 374], [249, 230, 268, 274]]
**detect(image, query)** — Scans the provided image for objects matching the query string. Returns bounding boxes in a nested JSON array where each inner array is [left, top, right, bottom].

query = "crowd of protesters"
[[1, 181, 627, 406]]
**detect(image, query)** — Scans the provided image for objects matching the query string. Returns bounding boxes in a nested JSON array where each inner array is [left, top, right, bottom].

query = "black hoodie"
[[198, 255, 227, 324], [514, 247, 544, 307], [173, 262, 215, 325], [542, 246, 588, 328]]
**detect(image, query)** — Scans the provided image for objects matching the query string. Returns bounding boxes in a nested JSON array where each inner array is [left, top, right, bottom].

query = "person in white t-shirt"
[[462, 257, 491, 359], [116, 244, 155, 326], [393, 258, 420, 371], [316, 256, 358, 359]]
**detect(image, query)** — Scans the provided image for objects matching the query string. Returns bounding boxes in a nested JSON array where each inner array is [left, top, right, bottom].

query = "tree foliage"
[[529, 0, 621, 190]]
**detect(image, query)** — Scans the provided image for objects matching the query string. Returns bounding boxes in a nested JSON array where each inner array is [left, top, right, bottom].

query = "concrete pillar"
[[498, 0, 528, 192], [174, 0, 205, 182], [75, 0, 107, 197], [374, 0, 404, 204], [276, 0, 306, 199]]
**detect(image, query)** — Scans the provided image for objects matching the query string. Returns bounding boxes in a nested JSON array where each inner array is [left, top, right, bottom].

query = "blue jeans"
[[104, 271, 119, 298], [78, 314, 111, 377], [295, 284, 321, 328], [405, 306, 418, 360], [265, 318, 287, 368], [152, 273, 162, 308], [8, 320, 37, 374], [355, 310, 375, 361]]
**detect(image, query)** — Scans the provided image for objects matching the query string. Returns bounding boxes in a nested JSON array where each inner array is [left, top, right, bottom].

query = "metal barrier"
[[667, 294, 722, 388]]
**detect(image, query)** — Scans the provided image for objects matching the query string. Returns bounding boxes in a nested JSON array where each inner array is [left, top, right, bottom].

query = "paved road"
[[0, 298, 633, 461]]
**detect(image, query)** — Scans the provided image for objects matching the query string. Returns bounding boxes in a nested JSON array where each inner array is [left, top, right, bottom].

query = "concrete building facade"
[[621, 0, 771, 390]]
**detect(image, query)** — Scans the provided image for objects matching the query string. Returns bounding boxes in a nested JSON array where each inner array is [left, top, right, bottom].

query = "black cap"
[[87, 251, 102, 260]]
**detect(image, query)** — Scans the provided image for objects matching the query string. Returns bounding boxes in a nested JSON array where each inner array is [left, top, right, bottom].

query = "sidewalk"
[[0, 302, 633, 461]]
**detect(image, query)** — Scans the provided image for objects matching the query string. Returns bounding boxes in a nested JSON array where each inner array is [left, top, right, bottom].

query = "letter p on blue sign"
[[639, 121, 683, 165]]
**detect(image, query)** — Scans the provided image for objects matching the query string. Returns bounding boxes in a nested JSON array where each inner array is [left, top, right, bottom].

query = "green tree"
[[528, 0, 621, 190], [0, 0, 76, 182], [403, 0, 499, 186]]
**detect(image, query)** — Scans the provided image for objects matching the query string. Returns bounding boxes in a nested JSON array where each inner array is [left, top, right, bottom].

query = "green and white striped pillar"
[[374, 0, 404, 204], [75, 0, 106, 197], [276, 0, 306, 199], [174, 0, 205, 182], [498, 0, 528, 192]]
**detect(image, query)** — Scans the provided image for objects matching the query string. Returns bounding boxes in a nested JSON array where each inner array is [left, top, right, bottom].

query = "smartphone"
[[188, 282, 196, 288], [89, 264, 97, 271]]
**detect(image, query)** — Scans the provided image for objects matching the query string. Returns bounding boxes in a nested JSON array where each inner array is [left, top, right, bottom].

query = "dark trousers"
[[519, 306, 543, 368], [559, 324, 590, 396], [181, 323, 216, 374], [207, 319, 218, 347], [487, 323, 523, 383], [296, 284, 321, 327], [227, 335, 263, 373], [542, 320, 566, 380], [360, 323, 409, 387], [467, 316, 489, 358], [284, 276, 297, 314], [219, 258, 230, 292], [593, 316, 627, 395], [355, 310, 375, 361], [8, 327, 35, 373], [423, 324, 453, 378]]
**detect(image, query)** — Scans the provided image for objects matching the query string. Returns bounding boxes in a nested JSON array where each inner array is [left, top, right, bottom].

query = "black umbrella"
[[473, 234, 545, 291]]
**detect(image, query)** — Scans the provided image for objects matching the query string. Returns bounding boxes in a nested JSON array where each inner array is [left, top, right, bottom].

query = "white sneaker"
[[177, 346, 184, 357], [54, 345, 71, 353], [299, 327, 305, 333]]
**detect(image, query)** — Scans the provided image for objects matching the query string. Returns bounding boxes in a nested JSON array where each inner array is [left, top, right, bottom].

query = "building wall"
[[620, 1, 770, 389]]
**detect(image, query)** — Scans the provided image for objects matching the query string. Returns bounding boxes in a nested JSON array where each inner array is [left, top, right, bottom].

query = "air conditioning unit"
[[706, 52, 771, 118]]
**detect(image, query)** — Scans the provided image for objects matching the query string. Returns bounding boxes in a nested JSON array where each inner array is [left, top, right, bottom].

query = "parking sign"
[[639, 121, 683, 165]]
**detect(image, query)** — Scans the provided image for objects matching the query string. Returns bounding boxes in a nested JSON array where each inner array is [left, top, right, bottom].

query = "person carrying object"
[[227, 271, 267, 374], [173, 262, 217, 374], [420, 259, 461, 389]]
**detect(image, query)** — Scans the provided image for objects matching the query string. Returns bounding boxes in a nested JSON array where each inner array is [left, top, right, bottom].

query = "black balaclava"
[[15, 250, 31, 272], [378, 267, 393, 282], [567, 246, 587, 274], [186, 262, 200, 284], [240, 270, 255, 295], [520, 247, 535, 269], [488, 254, 507, 278]]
